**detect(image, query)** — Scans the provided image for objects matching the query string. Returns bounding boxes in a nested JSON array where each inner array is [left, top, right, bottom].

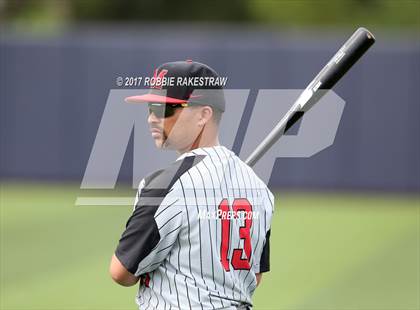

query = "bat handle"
[[244, 113, 290, 167]]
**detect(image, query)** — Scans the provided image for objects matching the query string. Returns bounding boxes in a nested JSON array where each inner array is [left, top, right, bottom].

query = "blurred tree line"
[[1, 0, 419, 30]]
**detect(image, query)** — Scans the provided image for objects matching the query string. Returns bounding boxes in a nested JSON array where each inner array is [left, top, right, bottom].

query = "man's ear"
[[199, 106, 213, 127]]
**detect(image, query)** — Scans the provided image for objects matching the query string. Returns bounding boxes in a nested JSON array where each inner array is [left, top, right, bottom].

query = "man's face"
[[147, 104, 204, 151]]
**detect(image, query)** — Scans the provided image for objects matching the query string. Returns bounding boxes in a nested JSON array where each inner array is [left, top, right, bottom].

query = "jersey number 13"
[[218, 198, 253, 271]]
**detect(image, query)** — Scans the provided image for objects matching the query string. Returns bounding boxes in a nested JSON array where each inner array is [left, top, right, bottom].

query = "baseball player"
[[109, 60, 274, 310]]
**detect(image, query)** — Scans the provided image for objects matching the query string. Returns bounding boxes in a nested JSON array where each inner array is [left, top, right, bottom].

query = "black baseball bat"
[[245, 27, 375, 167]]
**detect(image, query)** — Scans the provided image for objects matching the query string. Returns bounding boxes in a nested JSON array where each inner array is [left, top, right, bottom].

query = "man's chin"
[[154, 138, 170, 149], [154, 139, 164, 149]]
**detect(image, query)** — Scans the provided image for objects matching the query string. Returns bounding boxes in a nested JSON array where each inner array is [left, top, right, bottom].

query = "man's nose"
[[148, 111, 160, 123]]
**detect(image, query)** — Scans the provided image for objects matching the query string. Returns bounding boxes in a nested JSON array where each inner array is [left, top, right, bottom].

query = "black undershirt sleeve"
[[115, 199, 161, 274], [259, 229, 271, 273]]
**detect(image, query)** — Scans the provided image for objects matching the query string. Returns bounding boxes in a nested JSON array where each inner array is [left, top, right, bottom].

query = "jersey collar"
[[175, 145, 232, 161]]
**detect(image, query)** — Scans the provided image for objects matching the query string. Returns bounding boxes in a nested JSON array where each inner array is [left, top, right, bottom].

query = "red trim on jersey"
[[144, 273, 150, 287]]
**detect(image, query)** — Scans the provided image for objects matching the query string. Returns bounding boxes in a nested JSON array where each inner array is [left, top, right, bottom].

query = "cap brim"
[[125, 93, 187, 104]]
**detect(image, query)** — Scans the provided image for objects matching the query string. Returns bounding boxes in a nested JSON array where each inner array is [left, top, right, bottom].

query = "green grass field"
[[1, 182, 419, 310]]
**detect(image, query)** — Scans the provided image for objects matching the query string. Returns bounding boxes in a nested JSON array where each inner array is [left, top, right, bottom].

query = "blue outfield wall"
[[0, 26, 419, 191]]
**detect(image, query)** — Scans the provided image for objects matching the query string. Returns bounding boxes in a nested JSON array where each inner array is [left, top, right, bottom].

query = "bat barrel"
[[317, 27, 375, 90]]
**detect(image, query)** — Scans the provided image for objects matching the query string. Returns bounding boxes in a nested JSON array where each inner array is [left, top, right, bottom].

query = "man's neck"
[[176, 138, 220, 156]]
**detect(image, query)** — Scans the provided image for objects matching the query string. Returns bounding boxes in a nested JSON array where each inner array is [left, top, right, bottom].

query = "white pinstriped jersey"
[[115, 145, 274, 310]]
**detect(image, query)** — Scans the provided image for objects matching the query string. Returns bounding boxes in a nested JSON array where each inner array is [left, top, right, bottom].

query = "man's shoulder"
[[232, 153, 270, 189], [142, 154, 206, 194]]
